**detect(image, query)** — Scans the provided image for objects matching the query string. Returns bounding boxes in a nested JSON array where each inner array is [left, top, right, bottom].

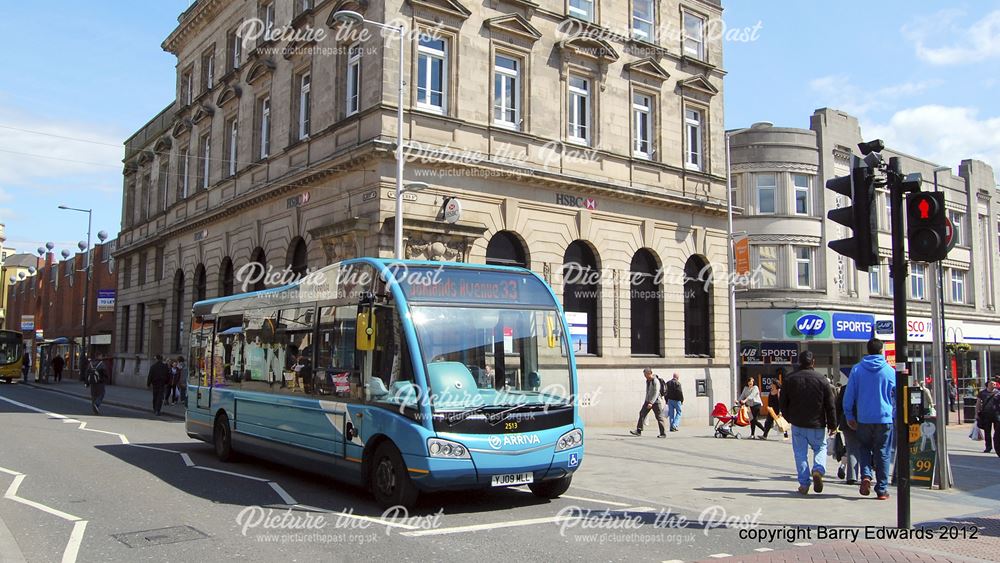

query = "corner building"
[[117, 0, 733, 425], [731, 109, 1000, 403]]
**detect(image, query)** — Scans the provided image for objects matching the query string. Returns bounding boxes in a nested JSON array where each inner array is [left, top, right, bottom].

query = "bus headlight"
[[555, 428, 583, 452], [427, 438, 470, 459]]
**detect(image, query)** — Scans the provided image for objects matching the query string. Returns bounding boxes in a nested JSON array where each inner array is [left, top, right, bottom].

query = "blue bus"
[[185, 259, 582, 507]]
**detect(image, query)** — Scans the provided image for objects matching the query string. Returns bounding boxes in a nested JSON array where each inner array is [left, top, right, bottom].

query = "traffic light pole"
[[888, 156, 911, 528]]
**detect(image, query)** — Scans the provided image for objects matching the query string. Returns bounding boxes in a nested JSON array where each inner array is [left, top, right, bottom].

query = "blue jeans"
[[791, 426, 828, 487], [855, 423, 893, 495], [667, 400, 682, 430]]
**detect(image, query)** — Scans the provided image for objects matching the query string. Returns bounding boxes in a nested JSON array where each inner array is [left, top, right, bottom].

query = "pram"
[[712, 402, 750, 439]]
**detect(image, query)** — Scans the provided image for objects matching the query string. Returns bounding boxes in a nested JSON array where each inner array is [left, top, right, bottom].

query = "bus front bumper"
[[402, 446, 582, 492]]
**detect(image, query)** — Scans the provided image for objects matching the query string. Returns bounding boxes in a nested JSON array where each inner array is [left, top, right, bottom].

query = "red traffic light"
[[911, 193, 938, 221], [918, 198, 930, 219]]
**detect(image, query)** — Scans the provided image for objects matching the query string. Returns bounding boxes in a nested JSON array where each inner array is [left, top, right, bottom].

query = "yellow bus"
[[0, 330, 24, 383]]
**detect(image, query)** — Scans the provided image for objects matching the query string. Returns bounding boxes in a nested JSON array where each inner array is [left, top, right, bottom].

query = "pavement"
[[1, 379, 998, 562]]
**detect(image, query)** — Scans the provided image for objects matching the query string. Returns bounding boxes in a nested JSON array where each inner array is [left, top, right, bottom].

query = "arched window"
[[563, 241, 599, 355], [288, 237, 308, 277], [485, 231, 528, 268], [684, 255, 712, 356], [194, 264, 207, 302], [630, 249, 660, 355], [219, 257, 234, 297], [173, 269, 185, 353], [249, 246, 266, 292]]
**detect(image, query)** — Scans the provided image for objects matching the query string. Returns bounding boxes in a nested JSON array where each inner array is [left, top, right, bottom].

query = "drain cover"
[[113, 526, 209, 548]]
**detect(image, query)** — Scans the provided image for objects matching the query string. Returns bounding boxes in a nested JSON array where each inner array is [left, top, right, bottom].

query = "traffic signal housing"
[[906, 191, 950, 262], [827, 156, 878, 272]]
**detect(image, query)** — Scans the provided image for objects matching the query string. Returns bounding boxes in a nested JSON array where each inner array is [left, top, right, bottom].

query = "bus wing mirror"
[[356, 310, 376, 351]]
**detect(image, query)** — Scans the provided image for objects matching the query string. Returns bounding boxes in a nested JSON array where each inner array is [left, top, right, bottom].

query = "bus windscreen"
[[392, 267, 554, 307]]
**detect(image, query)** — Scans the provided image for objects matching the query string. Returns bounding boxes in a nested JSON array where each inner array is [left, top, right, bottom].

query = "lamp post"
[[929, 165, 953, 489], [331, 10, 410, 259], [725, 129, 747, 406], [58, 205, 92, 373]]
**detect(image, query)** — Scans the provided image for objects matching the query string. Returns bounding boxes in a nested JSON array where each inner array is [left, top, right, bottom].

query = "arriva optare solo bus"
[[185, 259, 583, 508]]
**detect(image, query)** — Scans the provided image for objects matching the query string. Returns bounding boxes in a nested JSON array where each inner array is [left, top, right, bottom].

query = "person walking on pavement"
[[147, 355, 171, 415], [665, 372, 684, 432], [176, 356, 188, 405], [85, 353, 108, 415], [629, 368, 667, 438], [51, 353, 64, 383], [739, 376, 767, 438], [780, 351, 838, 495], [843, 338, 896, 500], [836, 379, 860, 484], [761, 381, 788, 440], [976, 380, 1000, 456]]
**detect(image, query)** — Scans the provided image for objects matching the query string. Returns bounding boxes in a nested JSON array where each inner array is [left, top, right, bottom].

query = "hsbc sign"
[[556, 194, 597, 210]]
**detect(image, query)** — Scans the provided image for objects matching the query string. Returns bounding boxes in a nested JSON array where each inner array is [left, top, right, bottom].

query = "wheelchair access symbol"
[[568, 453, 580, 467]]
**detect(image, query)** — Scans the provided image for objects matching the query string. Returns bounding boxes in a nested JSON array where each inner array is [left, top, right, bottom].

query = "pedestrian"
[[976, 380, 1000, 456], [176, 356, 188, 405], [738, 376, 767, 439], [21, 350, 30, 382], [146, 355, 171, 415], [779, 351, 837, 495], [167, 360, 179, 405], [51, 353, 64, 383], [629, 368, 667, 438], [842, 338, 896, 501], [665, 372, 684, 432], [85, 353, 108, 415], [761, 381, 788, 440], [836, 380, 860, 484]]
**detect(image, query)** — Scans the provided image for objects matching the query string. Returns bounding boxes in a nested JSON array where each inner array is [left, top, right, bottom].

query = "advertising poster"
[[565, 312, 588, 354]]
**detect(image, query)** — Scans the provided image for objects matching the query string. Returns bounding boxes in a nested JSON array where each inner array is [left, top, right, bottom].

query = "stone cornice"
[[748, 234, 821, 245], [162, 0, 228, 55], [731, 162, 819, 173]]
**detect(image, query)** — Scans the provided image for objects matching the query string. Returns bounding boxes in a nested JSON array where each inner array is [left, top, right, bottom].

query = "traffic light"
[[827, 155, 878, 272], [906, 191, 950, 262]]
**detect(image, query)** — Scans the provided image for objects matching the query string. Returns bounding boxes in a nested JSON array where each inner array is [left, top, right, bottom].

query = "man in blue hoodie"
[[843, 338, 896, 500]]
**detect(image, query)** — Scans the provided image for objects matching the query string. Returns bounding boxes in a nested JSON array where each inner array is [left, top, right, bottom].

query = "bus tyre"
[[528, 475, 572, 499], [370, 442, 419, 509], [214, 413, 234, 462], [2, 378, 10, 384]]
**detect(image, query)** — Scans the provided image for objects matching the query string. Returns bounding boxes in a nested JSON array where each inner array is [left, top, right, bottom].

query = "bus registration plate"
[[491, 472, 533, 487]]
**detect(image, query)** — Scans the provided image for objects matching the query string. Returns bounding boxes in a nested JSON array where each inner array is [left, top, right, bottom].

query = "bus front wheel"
[[214, 413, 234, 462], [528, 475, 572, 499], [370, 442, 419, 509]]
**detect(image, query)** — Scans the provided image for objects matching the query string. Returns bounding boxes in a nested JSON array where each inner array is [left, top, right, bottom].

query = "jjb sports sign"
[[785, 311, 875, 340]]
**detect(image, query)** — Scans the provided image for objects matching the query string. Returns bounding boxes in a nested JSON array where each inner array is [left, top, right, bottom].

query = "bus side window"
[[317, 306, 361, 400]]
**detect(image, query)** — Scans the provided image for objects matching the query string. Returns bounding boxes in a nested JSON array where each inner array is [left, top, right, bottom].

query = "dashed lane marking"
[[754, 547, 774, 552], [400, 515, 578, 537], [707, 554, 732, 559], [293, 504, 419, 530]]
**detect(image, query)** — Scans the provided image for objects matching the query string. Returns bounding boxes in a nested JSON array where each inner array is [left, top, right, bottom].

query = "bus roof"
[[191, 258, 544, 317]]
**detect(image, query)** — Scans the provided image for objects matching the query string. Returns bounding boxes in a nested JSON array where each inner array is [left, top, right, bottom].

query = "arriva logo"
[[489, 434, 542, 449], [795, 314, 826, 336]]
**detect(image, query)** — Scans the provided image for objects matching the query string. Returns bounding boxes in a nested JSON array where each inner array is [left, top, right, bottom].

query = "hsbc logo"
[[556, 194, 597, 210], [489, 434, 541, 449]]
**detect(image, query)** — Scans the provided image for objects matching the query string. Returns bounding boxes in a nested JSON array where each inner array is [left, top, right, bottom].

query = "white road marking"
[[294, 505, 420, 530], [193, 465, 270, 482], [707, 554, 732, 559], [0, 396, 128, 444], [401, 515, 577, 537], [558, 493, 632, 507], [754, 547, 774, 552], [662, 560, 685, 563], [130, 444, 179, 454], [622, 506, 656, 512], [63, 521, 88, 563], [180, 453, 195, 467], [793, 542, 812, 546], [0, 464, 88, 563], [268, 482, 297, 505]]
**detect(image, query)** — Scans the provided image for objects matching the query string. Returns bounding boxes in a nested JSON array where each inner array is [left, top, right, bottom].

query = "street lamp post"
[[59, 205, 92, 374], [331, 10, 410, 259]]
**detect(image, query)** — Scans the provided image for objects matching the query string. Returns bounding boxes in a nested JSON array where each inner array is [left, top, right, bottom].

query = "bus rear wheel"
[[528, 475, 572, 499], [370, 442, 418, 509], [214, 412, 234, 462]]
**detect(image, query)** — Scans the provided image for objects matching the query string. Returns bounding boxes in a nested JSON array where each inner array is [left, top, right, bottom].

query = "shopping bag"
[[736, 405, 751, 426], [969, 425, 983, 441]]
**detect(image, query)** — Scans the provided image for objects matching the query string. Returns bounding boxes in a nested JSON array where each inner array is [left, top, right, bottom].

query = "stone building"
[[116, 0, 732, 425], [731, 108, 1000, 400]]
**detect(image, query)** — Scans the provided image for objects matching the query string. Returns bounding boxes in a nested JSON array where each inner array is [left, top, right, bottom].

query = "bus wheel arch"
[[213, 410, 235, 462], [365, 438, 418, 509]]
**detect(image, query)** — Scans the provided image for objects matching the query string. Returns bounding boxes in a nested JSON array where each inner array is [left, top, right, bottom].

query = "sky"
[[0, 1, 998, 257]]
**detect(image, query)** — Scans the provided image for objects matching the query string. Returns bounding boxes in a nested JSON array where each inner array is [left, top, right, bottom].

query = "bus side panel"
[[232, 392, 345, 456]]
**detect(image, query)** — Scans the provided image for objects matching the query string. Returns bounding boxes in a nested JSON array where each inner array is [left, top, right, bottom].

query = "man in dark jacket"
[[86, 354, 108, 415], [780, 350, 837, 495], [629, 368, 666, 438], [51, 354, 65, 383], [147, 355, 172, 416], [665, 373, 684, 432]]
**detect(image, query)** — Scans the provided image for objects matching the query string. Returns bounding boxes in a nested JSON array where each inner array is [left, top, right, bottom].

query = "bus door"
[[190, 317, 214, 410]]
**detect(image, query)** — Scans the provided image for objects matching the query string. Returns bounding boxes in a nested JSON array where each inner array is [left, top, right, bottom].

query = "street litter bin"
[[962, 397, 977, 424]]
